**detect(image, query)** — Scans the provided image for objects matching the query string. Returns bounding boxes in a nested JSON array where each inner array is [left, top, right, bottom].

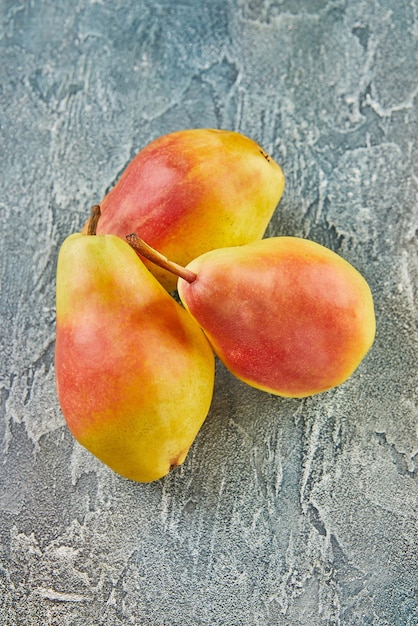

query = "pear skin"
[[55, 233, 215, 482], [176, 237, 376, 398], [84, 129, 285, 291]]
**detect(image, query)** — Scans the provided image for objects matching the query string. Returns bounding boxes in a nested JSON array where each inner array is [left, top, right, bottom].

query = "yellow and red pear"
[[84, 128, 285, 291], [128, 235, 375, 398], [55, 230, 215, 482]]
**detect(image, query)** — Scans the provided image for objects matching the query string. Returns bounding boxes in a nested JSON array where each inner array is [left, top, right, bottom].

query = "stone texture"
[[0, 0, 417, 624]]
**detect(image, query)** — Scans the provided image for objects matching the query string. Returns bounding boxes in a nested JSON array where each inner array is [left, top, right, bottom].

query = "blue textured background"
[[1, 1, 417, 624]]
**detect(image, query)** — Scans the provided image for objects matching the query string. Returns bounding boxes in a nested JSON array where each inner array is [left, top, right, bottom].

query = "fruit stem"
[[126, 233, 197, 284], [87, 205, 101, 236]]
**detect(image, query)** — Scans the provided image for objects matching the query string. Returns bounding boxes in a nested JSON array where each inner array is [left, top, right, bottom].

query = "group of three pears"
[[55, 129, 376, 482]]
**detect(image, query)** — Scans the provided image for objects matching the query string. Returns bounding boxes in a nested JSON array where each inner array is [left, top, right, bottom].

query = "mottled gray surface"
[[1, 0, 417, 624]]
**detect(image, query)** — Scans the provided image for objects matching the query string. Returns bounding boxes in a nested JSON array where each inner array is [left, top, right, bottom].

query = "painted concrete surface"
[[1, 1, 417, 624]]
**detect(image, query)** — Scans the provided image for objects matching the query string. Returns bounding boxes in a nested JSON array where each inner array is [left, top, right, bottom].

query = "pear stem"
[[87, 205, 101, 236], [126, 233, 197, 284]]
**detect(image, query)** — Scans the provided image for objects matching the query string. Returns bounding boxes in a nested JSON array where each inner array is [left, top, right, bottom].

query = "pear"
[[128, 235, 375, 398], [84, 129, 285, 291], [55, 230, 215, 482]]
